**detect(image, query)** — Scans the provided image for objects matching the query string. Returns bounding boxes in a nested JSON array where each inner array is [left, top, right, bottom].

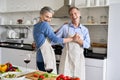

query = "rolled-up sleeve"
[[82, 27, 90, 48]]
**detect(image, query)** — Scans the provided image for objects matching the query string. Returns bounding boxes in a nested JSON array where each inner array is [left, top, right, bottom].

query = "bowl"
[[1, 72, 25, 80]]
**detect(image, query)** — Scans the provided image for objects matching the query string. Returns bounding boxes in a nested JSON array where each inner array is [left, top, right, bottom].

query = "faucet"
[[20, 39, 24, 47]]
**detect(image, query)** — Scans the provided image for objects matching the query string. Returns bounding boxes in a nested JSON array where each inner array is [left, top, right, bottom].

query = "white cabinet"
[[85, 58, 106, 80], [1, 48, 36, 69], [79, 6, 109, 26], [0, 0, 6, 12], [79, 6, 109, 44], [0, 0, 64, 26], [1, 0, 63, 13]]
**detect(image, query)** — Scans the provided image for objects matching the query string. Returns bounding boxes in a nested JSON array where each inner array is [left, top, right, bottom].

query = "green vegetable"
[[4, 73, 16, 78], [38, 78, 42, 80]]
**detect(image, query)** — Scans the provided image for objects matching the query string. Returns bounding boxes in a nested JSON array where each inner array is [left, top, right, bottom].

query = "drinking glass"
[[44, 64, 53, 73], [45, 67, 53, 80], [45, 68, 53, 73], [24, 54, 31, 72]]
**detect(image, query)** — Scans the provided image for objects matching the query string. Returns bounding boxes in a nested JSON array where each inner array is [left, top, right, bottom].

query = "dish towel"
[[40, 39, 57, 74]]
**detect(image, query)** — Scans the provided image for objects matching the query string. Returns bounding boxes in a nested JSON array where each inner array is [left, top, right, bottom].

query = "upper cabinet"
[[0, 0, 64, 25], [0, 0, 109, 13], [74, 0, 109, 26], [79, 6, 109, 26], [0, 0, 109, 26], [75, 0, 109, 7], [0, 0, 64, 13], [0, 0, 7, 12]]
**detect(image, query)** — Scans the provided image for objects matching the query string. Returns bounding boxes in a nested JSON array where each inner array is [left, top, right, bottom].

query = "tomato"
[[65, 76, 71, 80], [71, 77, 80, 80], [33, 73, 39, 78], [56, 74, 72, 80], [56, 74, 66, 80], [39, 75, 45, 79]]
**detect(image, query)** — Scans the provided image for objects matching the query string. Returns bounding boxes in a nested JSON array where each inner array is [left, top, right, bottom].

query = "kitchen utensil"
[[19, 33, 25, 38]]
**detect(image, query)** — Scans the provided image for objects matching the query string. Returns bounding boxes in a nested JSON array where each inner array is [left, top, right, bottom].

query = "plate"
[[7, 30, 17, 38], [1, 72, 25, 80]]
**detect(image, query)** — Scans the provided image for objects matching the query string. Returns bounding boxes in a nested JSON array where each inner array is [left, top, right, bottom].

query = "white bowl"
[[1, 72, 25, 80]]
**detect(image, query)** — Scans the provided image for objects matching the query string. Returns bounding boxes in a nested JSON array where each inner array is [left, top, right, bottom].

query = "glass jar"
[[87, 16, 94, 24], [100, 16, 107, 24]]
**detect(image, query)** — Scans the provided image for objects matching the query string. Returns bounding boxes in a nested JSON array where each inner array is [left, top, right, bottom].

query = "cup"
[[9, 20, 13, 25], [95, 0, 100, 6]]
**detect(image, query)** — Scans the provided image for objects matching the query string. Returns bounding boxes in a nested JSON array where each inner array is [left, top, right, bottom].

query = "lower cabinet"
[[85, 58, 106, 80], [1, 48, 36, 69]]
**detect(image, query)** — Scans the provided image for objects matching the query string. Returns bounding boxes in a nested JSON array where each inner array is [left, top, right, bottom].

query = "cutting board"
[[24, 71, 56, 80], [24, 71, 43, 80]]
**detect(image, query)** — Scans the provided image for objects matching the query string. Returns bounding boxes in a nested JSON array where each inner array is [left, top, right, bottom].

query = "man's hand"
[[73, 33, 83, 46], [73, 33, 80, 42]]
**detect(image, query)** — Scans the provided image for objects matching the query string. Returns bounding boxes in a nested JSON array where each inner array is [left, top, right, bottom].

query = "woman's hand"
[[73, 33, 80, 42], [32, 42, 36, 49]]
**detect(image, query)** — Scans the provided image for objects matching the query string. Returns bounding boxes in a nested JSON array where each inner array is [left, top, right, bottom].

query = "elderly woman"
[[33, 6, 78, 73]]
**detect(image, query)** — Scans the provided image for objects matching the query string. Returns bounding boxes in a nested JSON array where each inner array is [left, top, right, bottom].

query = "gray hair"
[[40, 6, 54, 15]]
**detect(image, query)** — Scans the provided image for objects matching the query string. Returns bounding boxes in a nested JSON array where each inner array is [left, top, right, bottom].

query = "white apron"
[[40, 39, 57, 74], [59, 29, 85, 80]]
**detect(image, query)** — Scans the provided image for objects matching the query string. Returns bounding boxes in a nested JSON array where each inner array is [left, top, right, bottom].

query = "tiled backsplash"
[[0, 13, 108, 44], [87, 26, 108, 43]]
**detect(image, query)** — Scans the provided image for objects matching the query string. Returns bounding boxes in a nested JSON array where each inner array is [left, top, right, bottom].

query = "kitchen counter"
[[0, 42, 34, 51], [53, 45, 107, 60], [84, 52, 107, 59], [0, 43, 107, 59], [84, 49, 107, 59]]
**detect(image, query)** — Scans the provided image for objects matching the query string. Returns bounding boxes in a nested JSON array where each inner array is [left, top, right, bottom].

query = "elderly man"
[[56, 7, 90, 80]]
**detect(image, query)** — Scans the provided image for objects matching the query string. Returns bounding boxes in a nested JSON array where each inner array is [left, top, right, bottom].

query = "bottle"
[[87, 16, 94, 24], [87, 16, 91, 24], [20, 39, 24, 47]]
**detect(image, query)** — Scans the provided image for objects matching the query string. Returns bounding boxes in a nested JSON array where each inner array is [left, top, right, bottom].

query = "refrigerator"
[[107, 2, 120, 80]]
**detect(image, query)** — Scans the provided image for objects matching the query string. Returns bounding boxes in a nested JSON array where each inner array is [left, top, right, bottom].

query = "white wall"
[[109, 0, 120, 4], [107, 0, 120, 80], [0, 48, 1, 64]]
